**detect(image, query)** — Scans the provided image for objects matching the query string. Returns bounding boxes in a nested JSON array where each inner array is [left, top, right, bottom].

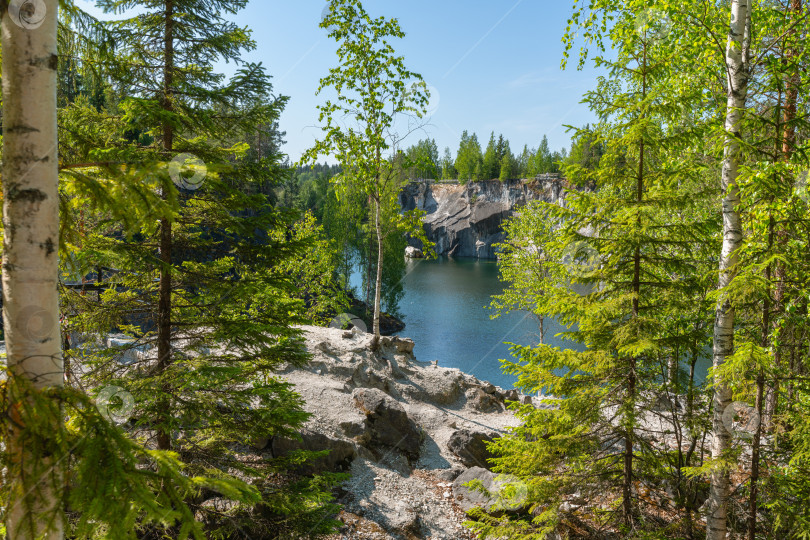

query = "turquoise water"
[[368, 257, 584, 389], [351, 256, 710, 390]]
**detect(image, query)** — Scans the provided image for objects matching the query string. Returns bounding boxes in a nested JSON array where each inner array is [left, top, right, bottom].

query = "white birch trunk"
[[2, 1, 64, 538], [372, 196, 383, 348], [707, 1, 750, 538]]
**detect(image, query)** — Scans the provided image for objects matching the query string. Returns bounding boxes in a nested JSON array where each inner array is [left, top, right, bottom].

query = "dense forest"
[[1, 0, 809, 539]]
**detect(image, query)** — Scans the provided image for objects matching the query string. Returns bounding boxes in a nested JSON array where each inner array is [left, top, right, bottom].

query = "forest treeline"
[[1, 0, 810, 539], [289, 128, 600, 211]]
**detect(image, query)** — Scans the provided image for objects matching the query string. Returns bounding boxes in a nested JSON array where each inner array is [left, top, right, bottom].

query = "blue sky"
[[76, 1, 607, 163]]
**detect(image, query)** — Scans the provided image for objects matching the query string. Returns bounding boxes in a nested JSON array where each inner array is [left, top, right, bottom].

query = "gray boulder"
[[405, 246, 424, 258], [389, 500, 423, 537], [379, 335, 416, 354], [467, 387, 504, 413], [447, 429, 497, 469], [437, 466, 465, 482], [352, 387, 422, 460], [403, 369, 464, 405]]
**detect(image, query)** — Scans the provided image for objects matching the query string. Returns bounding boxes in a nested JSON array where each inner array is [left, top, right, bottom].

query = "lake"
[[382, 257, 582, 389], [349, 256, 710, 390]]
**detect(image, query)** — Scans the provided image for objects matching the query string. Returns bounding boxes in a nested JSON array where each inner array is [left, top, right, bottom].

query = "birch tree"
[[2, 1, 64, 537], [305, 0, 429, 348], [707, 1, 751, 538]]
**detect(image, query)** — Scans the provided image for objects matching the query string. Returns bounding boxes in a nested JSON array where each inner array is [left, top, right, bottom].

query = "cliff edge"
[[400, 177, 565, 259]]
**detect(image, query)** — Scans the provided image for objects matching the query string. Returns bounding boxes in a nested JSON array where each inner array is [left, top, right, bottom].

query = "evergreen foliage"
[[476, 0, 810, 538], [480, 3, 724, 536], [52, 1, 346, 537], [455, 130, 484, 183]]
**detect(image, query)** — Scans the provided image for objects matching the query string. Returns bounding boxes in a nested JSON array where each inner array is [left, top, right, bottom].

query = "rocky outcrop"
[[270, 430, 357, 474], [400, 177, 566, 259], [278, 325, 537, 539]]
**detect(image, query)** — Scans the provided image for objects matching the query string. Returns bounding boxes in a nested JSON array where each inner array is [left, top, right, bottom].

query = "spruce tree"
[[477, 4, 721, 536], [441, 146, 457, 180], [498, 153, 511, 181], [58, 0, 344, 536]]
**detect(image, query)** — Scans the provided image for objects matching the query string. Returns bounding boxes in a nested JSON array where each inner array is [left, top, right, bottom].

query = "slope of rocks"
[[277, 325, 544, 539]]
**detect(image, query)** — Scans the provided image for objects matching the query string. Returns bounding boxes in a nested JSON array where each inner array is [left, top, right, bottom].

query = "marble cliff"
[[400, 176, 565, 259]]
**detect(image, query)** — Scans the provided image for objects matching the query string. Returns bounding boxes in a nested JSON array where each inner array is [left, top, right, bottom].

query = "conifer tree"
[[482, 131, 499, 180], [498, 153, 512, 181], [478, 4, 721, 536], [441, 146, 457, 180], [57, 0, 344, 536], [2, 4, 260, 539], [517, 144, 531, 178], [455, 130, 483, 183], [536, 135, 552, 174]]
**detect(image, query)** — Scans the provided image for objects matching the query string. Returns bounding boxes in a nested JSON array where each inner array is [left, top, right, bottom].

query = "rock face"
[[400, 177, 566, 259]]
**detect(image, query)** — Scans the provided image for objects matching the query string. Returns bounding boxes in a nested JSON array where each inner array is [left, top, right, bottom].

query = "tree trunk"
[[2, 1, 65, 537], [622, 44, 647, 527], [156, 0, 175, 451], [707, 2, 750, 538], [749, 217, 773, 540], [365, 201, 374, 311], [764, 0, 802, 428], [371, 196, 383, 349]]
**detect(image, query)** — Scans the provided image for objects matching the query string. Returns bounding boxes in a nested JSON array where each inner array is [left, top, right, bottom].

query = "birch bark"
[[2, 1, 64, 537], [707, 1, 750, 538]]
